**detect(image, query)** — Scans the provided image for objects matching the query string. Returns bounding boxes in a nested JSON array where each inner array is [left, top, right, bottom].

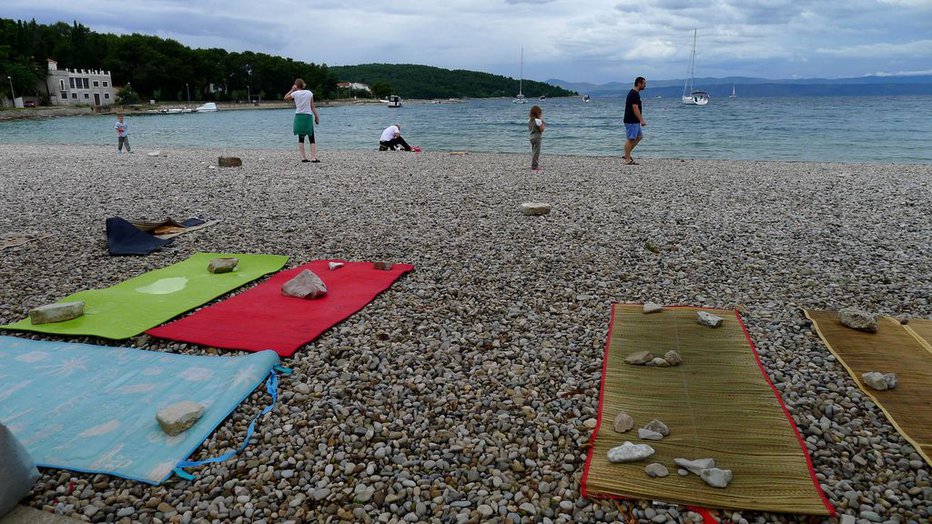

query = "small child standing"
[[115, 114, 131, 154], [528, 105, 545, 171]]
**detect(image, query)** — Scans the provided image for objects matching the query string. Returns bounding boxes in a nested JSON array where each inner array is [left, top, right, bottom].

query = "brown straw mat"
[[904, 318, 932, 352], [806, 311, 932, 465], [583, 305, 832, 515]]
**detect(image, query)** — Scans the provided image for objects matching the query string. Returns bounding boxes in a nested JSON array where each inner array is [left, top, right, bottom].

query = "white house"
[[336, 82, 371, 93], [44, 59, 115, 106]]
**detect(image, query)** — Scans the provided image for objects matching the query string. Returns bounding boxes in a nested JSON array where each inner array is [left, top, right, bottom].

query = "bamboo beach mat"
[[582, 305, 833, 515], [806, 311, 932, 465], [904, 318, 932, 351]]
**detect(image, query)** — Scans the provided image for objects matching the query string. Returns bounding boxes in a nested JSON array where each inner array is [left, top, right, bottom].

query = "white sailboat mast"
[[683, 29, 697, 98], [519, 47, 524, 96]]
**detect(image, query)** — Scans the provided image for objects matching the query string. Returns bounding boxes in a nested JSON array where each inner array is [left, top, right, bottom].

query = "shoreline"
[[1, 141, 928, 166], [0, 99, 380, 121], [0, 95, 579, 122], [1, 144, 930, 523]]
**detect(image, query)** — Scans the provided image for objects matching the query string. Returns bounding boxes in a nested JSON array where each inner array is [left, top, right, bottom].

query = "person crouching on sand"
[[378, 123, 413, 151], [284, 79, 320, 163], [528, 105, 545, 171]]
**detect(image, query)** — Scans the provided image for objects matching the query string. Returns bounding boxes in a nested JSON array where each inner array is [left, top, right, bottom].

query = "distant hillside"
[[549, 75, 932, 98], [331, 63, 576, 99]]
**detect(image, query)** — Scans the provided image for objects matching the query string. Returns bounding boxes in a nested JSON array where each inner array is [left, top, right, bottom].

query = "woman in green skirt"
[[284, 79, 321, 163]]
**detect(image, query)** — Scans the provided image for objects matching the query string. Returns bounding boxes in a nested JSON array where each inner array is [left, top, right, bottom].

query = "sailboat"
[[513, 48, 527, 104], [730, 85, 737, 98], [682, 29, 710, 106]]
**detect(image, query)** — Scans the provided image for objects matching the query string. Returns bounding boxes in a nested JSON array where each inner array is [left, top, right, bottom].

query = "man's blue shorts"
[[625, 123, 642, 140]]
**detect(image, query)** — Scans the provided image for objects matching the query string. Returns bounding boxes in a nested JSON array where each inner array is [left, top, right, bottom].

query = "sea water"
[[2, 95, 931, 163]]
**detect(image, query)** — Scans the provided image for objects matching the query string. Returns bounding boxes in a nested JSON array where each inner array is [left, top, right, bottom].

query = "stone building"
[[43, 59, 115, 106]]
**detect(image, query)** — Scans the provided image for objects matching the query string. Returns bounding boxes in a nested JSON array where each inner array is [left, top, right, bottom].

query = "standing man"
[[623, 76, 647, 165], [115, 114, 131, 154], [284, 79, 320, 163]]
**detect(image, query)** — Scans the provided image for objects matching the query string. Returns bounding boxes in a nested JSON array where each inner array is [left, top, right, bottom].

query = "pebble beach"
[[1, 143, 930, 523]]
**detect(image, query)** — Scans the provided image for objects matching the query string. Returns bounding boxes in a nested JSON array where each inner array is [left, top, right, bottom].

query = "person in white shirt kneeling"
[[379, 123, 413, 151]]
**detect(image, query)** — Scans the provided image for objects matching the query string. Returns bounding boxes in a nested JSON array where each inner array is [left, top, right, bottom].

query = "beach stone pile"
[[0, 145, 929, 523]]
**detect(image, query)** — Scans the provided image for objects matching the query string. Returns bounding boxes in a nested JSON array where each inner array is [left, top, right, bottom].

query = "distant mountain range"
[[548, 75, 932, 98]]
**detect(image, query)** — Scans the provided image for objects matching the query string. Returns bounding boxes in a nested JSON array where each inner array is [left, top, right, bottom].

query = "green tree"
[[370, 81, 392, 99], [117, 84, 139, 105], [330, 63, 576, 99]]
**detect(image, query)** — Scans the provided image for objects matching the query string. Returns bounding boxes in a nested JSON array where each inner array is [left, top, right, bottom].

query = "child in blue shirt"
[[115, 114, 131, 153]]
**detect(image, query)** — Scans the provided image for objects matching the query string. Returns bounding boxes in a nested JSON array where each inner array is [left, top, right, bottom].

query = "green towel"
[[3, 252, 288, 340]]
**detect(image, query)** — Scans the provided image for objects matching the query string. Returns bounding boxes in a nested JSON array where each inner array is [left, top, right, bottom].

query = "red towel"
[[147, 260, 413, 356]]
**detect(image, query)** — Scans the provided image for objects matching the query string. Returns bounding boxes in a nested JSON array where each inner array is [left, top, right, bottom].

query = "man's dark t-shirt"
[[624, 89, 642, 124]]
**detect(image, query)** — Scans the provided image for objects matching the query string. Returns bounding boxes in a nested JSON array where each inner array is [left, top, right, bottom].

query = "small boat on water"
[[386, 95, 402, 108], [196, 102, 218, 112], [539, 95, 546, 101], [682, 29, 710, 106], [729, 85, 737, 98], [157, 107, 194, 114]]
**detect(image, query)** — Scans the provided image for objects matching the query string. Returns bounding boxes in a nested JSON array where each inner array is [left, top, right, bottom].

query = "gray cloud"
[[4, 0, 931, 83]]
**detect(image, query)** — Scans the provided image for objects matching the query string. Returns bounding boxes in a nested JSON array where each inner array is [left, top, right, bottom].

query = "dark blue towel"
[[106, 217, 173, 256]]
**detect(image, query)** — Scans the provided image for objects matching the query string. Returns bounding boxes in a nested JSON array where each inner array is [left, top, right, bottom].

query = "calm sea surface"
[[2, 95, 932, 163]]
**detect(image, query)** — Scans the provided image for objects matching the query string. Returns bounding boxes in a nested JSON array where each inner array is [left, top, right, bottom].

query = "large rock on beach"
[[700, 467, 733, 488], [624, 351, 654, 365], [218, 156, 242, 167], [663, 350, 683, 366], [838, 308, 878, 333], [157, 401, 204, 436], [674, 457, 716, 475], [645, 463, 669, 478], [613, 412, 634, 433], [607, 441, 655, 463], [29, 301, 84, 324], [282, 270, 328, 299], [643, 302, 664, 314], [207, 257, 239, 274], [638, 428, 664, 440], [862, 371, 897, 391], [520, 202, 551, 216], [697, 311, 724, 328], [645, 419, 670, 436]]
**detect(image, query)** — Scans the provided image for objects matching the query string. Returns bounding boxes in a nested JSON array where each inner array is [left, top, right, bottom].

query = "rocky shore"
[[0, 99, 382, 121], [0, 144, 929, 523]]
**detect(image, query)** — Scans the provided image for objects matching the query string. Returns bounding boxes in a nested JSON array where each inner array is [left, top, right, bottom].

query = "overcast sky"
[[6, 0, 932, 84]]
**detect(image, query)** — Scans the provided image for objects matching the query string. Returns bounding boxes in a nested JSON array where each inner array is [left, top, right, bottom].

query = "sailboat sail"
[[682, 29, 710, 106]]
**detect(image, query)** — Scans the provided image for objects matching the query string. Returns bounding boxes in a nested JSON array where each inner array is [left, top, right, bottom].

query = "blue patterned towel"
[[0, 336, 280, 484]]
